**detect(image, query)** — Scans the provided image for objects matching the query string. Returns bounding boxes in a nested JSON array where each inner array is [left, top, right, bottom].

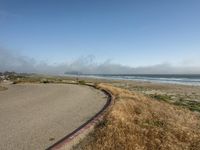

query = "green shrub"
[[78, 80, 86, 85], [174, 100, 200, 112], [150, 94, 171, 102], [12, 81, 19, 84], [40, 79, 50, 84]]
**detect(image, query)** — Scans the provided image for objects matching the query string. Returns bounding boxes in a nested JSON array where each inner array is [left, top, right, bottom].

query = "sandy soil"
[[111, 80, 200, 98], [63, 76, 200, 112], [0, 83, 107, 150], [109, 80, 200, 111], [64, 76, 200, 109]]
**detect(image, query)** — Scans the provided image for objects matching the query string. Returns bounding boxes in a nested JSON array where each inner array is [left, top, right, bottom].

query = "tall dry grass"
[[77, 83, 200, 150]]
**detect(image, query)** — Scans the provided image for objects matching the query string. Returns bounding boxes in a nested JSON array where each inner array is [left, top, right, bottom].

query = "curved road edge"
[[46, 84, 114, 150]]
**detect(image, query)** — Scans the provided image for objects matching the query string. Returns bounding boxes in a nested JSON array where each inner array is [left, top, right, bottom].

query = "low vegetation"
[[174, 99, 200, 112], [5, 74, 76, 84], [113, 82, 200, 113], [76, 83, 200, 150], [149, 94, 172, 102], [78, 80, 86, 85], [148, 94, 200, 112], [7, 73, 89, 86]]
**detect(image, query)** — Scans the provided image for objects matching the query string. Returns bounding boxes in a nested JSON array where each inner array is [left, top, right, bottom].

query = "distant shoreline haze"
[[1, 71, 200, 85], [64, 74, 200, 86]]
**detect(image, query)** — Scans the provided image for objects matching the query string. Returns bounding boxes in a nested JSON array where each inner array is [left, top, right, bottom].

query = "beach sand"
[[67, 76, 200, 112]]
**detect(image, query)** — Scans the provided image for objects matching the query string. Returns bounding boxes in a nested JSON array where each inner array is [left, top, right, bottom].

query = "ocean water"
[[78, 74, 200, 86]]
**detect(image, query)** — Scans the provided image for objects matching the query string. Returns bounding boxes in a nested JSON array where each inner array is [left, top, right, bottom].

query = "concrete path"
[[0, 83, 107, 150]]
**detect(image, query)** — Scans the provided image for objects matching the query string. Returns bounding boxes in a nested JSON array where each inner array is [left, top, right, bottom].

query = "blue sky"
[[0, 0, 200, 69]]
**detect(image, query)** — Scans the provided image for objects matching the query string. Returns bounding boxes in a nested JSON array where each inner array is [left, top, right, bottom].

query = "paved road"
[[0, 83, 107, 150]]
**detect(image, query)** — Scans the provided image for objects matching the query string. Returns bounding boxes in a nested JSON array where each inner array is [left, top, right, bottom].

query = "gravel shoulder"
[[0, 83, 107, 150]]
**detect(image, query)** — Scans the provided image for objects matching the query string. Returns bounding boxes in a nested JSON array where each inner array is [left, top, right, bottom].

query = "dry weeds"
[[76, 83, 200, 150]]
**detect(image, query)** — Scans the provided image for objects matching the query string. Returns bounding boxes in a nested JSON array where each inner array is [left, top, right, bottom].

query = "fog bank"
[[1, 48, 200, 75]]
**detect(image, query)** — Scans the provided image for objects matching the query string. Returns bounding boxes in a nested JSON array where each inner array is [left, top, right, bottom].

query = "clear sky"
[[0, 0, 200, 68]]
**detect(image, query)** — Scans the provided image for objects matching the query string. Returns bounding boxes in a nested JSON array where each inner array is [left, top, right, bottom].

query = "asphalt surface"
[[0, 83, 107, 150]]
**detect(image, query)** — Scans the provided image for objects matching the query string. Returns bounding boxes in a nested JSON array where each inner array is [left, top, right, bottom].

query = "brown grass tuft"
[[77, 83, 200, 150]]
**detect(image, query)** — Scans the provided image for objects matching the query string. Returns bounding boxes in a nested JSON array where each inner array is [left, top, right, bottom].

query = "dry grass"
[[76, 83, 200, 150]]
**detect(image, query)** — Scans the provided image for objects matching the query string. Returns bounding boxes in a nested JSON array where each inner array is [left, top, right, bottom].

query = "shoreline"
[[64, 74, 200, 86], [62, 75, 200, 113]]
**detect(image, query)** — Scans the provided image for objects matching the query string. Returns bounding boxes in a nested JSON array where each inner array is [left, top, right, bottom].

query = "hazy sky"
[[0, 0, 200, 74]]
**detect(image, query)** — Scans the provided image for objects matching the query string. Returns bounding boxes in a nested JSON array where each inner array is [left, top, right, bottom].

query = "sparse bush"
[[96, 119, 107, 129], [78, 80, 86, 85], [40, 79, 50, 84], [12, 81, 19, 84], [143, 119, 166, 128], [43, 80, 49, 84], [150, 94, 171, 102], [174, 100, 200, 112]]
